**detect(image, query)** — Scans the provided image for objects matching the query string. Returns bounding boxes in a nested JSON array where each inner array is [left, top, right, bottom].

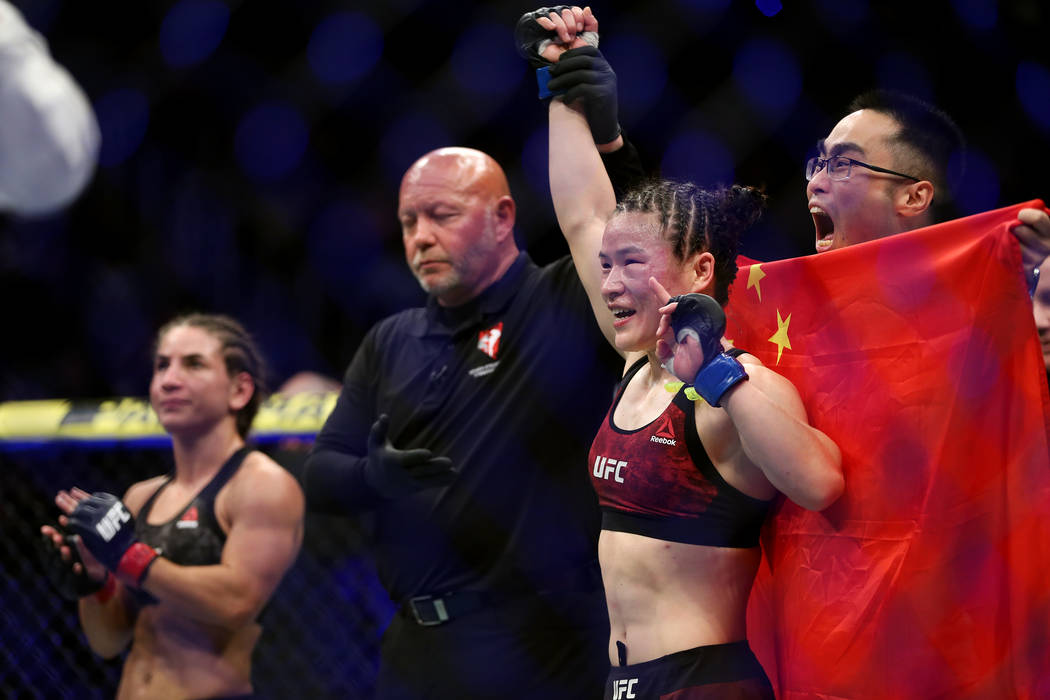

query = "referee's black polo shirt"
[[307, 252, 622, 605]]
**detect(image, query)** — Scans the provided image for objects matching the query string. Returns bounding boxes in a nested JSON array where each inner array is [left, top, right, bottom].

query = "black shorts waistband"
[[608, 639, 767, 680], [605, 640, 773, 700]]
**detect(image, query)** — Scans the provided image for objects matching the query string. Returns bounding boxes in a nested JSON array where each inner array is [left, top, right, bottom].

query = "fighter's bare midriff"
[[116, 606, 259, 700], [600, 529, 760, 665]]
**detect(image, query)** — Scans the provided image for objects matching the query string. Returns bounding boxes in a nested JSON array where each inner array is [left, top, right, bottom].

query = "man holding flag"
[[802, 87, 1050, 280], [731, 73, 1050, 700], [730, 197, 1050, 698]]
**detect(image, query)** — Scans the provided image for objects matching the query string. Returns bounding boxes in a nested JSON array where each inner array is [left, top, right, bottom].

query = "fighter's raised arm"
[[518, 6, 622, 349]]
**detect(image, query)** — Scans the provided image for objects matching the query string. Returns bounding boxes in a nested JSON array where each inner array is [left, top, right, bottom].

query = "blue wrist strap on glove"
[[692, 352, 748, 407], [536, 66, 565, 99], [667, 293, 747, 406]]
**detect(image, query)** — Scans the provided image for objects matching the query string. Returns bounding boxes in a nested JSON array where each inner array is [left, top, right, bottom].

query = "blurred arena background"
[[1, 0, 1047, 696]]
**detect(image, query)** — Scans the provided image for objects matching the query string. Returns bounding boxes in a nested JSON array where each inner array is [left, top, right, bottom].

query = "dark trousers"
[[376, 588, 609, 700], [605, 640, 774, 700]]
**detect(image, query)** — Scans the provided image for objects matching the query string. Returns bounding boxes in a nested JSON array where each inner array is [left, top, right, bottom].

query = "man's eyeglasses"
[[805, 155, 920, 183]]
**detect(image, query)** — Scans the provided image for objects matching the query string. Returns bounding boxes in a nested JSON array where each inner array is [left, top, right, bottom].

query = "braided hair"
[[615, 179, 766, 305], [155, 313, 269, 438]]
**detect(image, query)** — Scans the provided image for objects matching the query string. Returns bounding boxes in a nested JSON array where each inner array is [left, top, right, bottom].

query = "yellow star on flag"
[[768, 309, 792, 364], [747, 264, 766, 301]]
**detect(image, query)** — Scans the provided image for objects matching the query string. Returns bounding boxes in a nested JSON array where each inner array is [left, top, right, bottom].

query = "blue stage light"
[[159, 0, 230, 68], [234, 102, 309, 182], [94, 88, 150, 167], [308, 12, 383, 86], [1016, 61, 1050, 133], [733, 38, 801, 123], [661, 129, 735, 186], [951, 0, 997, 31]]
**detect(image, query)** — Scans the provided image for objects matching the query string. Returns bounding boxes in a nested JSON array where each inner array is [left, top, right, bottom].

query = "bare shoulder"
[[237, 451, 301, 487], [225, 451, 305, 516], [123, 474, 169, 516], [733, 350, 764, 369], [735, 351, 782, 381], [734, 352, 807, 409]]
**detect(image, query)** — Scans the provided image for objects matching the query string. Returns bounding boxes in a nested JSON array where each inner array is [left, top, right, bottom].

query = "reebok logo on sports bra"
[[175, 505, 199, 529], [649, 414, 677, 446]]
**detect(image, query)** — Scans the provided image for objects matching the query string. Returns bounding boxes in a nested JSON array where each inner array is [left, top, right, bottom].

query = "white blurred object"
[[0, 1, 99, 216]]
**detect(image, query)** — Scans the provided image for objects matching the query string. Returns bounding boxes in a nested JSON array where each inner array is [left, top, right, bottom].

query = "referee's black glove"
[[364, 415, 456, 498]]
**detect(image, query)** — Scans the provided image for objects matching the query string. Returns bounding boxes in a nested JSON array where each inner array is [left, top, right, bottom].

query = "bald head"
[[401, 147, 511, 201], [398, 147, 518, 306]]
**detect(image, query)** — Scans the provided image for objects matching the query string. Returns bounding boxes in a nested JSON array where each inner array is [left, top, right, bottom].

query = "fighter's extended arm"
[[64, 458, 304, 631], [137, 457, 304, 628], [549, 97, 619, 349], [655, 285, 843, 511]]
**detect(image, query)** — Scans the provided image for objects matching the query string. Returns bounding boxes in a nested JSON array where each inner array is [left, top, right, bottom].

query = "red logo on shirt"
[[176, 505, 199, 529], [650, 415, 677, 446], [653, 415, 676, 440], [477, 322, 503, 359]]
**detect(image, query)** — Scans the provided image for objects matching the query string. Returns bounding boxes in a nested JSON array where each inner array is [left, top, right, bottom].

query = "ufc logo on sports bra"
[[593, 455, 627, 483], [612, 677, 638, 699]]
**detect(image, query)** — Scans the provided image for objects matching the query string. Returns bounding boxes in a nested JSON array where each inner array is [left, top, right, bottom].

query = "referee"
[[304, 139, 642, 699]]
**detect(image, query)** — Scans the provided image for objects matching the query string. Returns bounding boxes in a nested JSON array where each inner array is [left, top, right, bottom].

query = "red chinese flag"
[[727, 201, 1050, 699]]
